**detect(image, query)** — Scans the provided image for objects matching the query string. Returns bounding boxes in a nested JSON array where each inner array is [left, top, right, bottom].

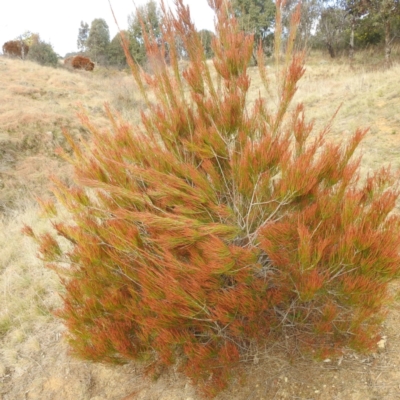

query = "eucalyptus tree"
[[87, 18, 110, 64], [231, 0, 276, 63], [128, 0, 162, 66], [358, 0, 400, 66], [77, 21, 89, 53]]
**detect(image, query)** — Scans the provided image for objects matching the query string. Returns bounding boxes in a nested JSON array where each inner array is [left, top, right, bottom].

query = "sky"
[[0, 0, 215, 57]]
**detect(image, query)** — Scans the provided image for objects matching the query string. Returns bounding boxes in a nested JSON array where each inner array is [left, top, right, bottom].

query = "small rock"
[[323, 358, 331, 363], [377, 336, 387, 350]]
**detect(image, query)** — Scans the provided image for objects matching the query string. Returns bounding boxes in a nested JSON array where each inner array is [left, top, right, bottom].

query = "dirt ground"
[[2, 54, 400, 399], [2, 304, 400, 400]]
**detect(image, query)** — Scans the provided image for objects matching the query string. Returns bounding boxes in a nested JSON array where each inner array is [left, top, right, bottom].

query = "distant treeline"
[[76, 0, 400, 68], [71, 0, 216, 69], [5, 1, 400, 69]]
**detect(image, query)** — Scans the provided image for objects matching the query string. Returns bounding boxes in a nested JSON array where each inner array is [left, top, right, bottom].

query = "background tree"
[[339, 0, 370, 61], [315, 2, 348, 58], [323, 0, 400, 64], [173, 35, 188, 60], [17, 31, 38, 46], [352, 7, 383, 48], [282, 0, 322, 49], [87, 18, 110, 64], [198, 29, 215, 58], [128, 0, 162, 66], [360, 0, 400, 66], [108, 31, 129, 68], [27, 36, 59, 67], [231, 0, 276, 62], [14, 31, 38, 59], [77, 21, 89, 53]]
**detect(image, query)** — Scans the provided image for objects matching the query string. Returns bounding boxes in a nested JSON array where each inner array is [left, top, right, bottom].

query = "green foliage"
[[314, 5, 348, 57], [354, 15, 383, 46], [108, 31, 129, 68], [27, 38, 59, 67], [30, 0, 400, 397], [87, 18, 110, 64], [354, 0, 400, 65], [359, 0, 400, 19], [199, 29, 215, 59], [15, 31, 38, 46], [232, 0, 275, 61], [128, 0, 162, 66], [282, 0, 322, 49], [77, 21, 89, 53], [314, 0, 400, 62]]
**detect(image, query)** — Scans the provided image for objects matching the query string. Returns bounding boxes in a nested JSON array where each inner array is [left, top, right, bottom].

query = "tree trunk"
[[252, 48, 258, 66], [384, 18, 392, 68], [20, 40, 25, 60], [349, 16, 355, 61], [327, 43, 335, 58]]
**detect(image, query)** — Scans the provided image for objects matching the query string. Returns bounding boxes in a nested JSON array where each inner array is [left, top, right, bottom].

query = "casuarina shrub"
[[25, 0, 400, 397]]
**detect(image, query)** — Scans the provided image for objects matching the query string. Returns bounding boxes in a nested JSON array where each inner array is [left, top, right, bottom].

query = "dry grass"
[[1, 52, 400, 399], [0, 57, 145, 211], [0, 57, 145, 138], [0, 201, 62, 375], [246, 56, 400, 179], [297, 59, 400, 177]]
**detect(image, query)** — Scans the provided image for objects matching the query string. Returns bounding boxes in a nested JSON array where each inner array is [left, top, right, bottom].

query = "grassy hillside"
[[0, 57, 140, 212], [1, 54, 400, 399]]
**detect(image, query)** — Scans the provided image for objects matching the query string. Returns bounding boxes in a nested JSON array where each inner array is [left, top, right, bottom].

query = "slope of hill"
[[0, 57, 139, 212], [1, 54, 400, 399]]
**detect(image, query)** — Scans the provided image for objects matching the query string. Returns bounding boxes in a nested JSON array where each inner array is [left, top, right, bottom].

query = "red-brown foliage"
[[64, 55, 95, 71], [27, 0, 400, 397], [2, 40, 29, 58]]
